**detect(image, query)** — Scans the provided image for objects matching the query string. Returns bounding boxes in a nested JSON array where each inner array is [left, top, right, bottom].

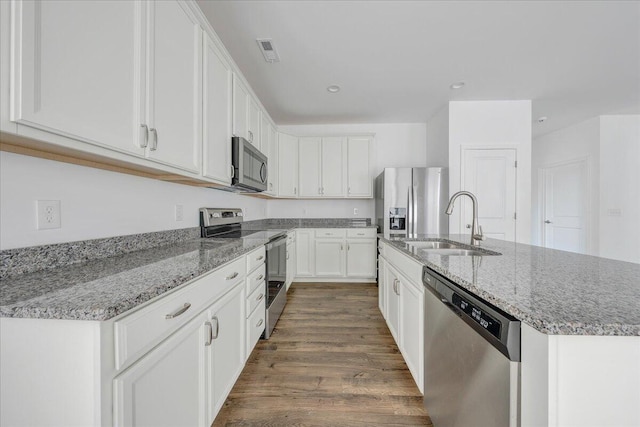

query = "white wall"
[[531, 117, 600, 253], [0, 152, 267, 250], [272, 123, 427, 219], [599, 115, 640, 263], [448, 100, 532, 243], [425, 104, 449, 168]]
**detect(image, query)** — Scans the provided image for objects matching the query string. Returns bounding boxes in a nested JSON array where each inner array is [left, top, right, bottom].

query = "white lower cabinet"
[[295, 228, 377, 281], [295, 230, 315, 277], [206, 284, 245, 422], [378, 242, 424, 393], [346, 239, 376, 277], [315, 239, 345, 276], [114, 311, 209, 427]]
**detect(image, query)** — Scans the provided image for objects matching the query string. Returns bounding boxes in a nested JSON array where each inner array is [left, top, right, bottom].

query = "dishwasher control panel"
[[452, 293, 501, 339]]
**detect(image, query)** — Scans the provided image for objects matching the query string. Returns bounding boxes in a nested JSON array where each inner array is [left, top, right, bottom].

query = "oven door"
[[232, 137, 268, 192], [264, 235, 286, 339]]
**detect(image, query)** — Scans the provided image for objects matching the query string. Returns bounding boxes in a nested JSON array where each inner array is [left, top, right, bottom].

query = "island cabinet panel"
[[377, 241, 424, 392], [521, 324, 640, 427]]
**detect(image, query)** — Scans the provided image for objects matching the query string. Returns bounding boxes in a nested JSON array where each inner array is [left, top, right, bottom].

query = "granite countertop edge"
[[379, 235, 640, 337]]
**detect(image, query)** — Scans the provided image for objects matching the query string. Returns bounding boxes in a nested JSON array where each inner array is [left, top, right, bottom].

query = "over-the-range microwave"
[[231, 136, 267, 192]]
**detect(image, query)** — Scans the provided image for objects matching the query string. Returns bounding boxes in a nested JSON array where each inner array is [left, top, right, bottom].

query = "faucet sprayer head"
[[445, 201, 455, 215]]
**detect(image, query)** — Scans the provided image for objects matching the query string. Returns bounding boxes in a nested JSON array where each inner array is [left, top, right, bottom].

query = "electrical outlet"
[[175, 204, 184, 221], [37, 200, 61, 230], [353, 208, 358, 216]]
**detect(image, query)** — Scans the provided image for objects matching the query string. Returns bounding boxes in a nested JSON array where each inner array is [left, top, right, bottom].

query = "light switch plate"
[[37, 200, 61, 230]]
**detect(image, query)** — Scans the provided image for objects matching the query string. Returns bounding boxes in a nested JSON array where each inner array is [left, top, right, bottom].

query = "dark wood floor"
[[213, 282, 432, 427]]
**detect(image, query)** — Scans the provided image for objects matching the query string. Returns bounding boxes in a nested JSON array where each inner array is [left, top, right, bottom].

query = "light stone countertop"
[[0, 221, 376, 321], [379, 234, 640, 336]]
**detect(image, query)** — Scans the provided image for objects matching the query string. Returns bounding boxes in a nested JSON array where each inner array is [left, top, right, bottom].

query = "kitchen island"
[[379, 234, 640, 427]]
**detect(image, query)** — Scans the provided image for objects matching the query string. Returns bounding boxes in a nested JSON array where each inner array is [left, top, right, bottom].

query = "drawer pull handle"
[[226, 272, 239, 280], [256, 293, 265, 301], [165, 303, 191, 319], [257, 255, 264, 261], [357, 233, 364, 236], [256, 274, 264, 281], [256, 319, 264, 328], [204, 321, 213, 346], [325, 233, 331, 235], [212, 316, 219, 339]]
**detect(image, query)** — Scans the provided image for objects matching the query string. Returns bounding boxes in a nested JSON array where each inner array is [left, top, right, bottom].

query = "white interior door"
[[542, 160, 587, 253], [462, 149, 517, 241]]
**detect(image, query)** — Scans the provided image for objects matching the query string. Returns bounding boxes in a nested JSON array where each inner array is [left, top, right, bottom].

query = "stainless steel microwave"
[[231, 136, 268, 192]]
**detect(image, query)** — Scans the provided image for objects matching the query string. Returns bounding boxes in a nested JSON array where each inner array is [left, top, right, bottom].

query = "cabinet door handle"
[[340, 244, 343, 251], [347, 243, 350, 250], [256, 274, 264, 281], [256, 255, 264, 261], [248, 130, 253, 142], [348, 186, 351, 194], [230, 165, 235, 179], [149, 128, 158, 151], [139, 124, 149, 148], [211, 316, 219, 340], [256, 318, 264, 328], [256, 293, 265, 301], [226, 272, 239, 280], [318, 187, 322, 195], [165, 303, 191, 319], [204, 321, 213, 346], [294, 187, 297, 195]]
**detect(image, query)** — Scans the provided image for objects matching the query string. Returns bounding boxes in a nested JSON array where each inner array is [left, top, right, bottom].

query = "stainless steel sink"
[[405, 240, 501, 256]]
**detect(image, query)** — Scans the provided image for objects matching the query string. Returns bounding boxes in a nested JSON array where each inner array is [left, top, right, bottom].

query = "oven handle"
[[266, 235, 287, 250]]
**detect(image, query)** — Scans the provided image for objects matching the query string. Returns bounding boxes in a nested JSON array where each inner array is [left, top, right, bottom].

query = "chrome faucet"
[[445, 191, 485, 246]]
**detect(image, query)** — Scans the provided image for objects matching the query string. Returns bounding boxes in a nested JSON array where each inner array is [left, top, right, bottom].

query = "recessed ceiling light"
[[537, 116, 548, 123], [327, 85, 341, 93], [449, 81, 465, 90]]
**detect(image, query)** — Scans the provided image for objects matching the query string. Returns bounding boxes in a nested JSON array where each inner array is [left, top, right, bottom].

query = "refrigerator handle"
[[407, 186, 413, 237], [412, 184, 418, 236]]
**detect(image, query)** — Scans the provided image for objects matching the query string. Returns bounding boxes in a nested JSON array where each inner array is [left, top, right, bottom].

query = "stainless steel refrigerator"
[[375, 167, 449, 237]]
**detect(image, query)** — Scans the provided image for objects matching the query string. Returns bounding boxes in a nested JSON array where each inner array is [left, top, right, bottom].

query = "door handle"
[[544, 220, 552, 224], [149, 128, 158, 151], [204, 321, 213, 346], [211, 316, 219, 339], [165, 303, 191, 319]]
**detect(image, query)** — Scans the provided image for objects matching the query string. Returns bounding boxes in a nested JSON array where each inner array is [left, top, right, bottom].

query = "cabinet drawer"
[[114, 256, 245, 370], [347, 228, 377, 238], [315, 229, 346, 238], [246, 264, 266, 295], [246, 246, 266, 273], [386, 245, 423, 285], [246, 283, 266, 318], [246, 300, 265, 355]]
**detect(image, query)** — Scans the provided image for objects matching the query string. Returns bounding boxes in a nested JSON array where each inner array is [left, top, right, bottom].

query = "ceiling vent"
[[256, 38, 280, 63]]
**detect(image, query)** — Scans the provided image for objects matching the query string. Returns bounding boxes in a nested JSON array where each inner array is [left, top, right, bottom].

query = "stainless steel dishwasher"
[[423, 268, 521, 427]]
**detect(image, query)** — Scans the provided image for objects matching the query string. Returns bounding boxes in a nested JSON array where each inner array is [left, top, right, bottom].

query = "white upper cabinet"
[[9, 0, 202, 174], [298, 137, 322, 197], [278, 132, 299, 197], [232, 74, 249, 140], [202, 33, 232, 184], [347, 136, 373, 197], [298, 137, 346, 198], [147, 0, 202, 173], [321, 137, 346, 197], [248, 97, 261, 150], [10, 0, 142, 156], [267, 124, 278, 195]]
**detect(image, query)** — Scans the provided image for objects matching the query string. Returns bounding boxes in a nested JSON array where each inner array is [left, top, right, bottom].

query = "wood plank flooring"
[[212, 283, 433, 427]]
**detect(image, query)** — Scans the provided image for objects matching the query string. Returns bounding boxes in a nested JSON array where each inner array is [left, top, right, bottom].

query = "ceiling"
[[197, 1, 640, 137]]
